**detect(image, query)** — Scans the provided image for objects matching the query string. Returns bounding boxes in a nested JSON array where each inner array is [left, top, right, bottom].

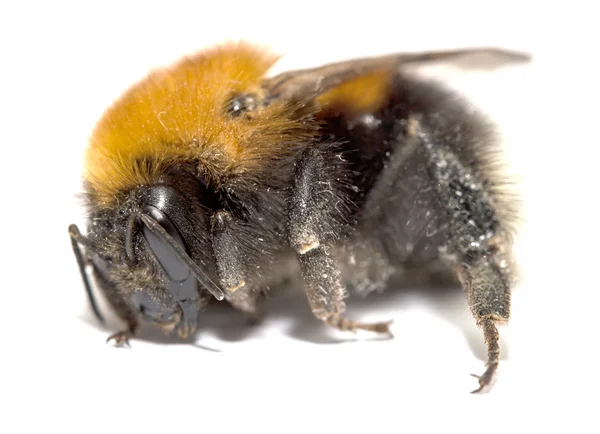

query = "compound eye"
[[142, 206, 190, 282], [137, 185, 224, 303]]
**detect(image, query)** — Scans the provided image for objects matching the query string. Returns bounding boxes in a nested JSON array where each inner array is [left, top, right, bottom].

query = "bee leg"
[[69, 225, 142, 346], [456, 257, 510, 394], [103, 303, 138, 347], [226, 290, 264, 325], [211, 210, 262, 324], [90, 266, 140, 347], [416, 119, 514, 393], [298, 247, 393, 335], [288, 148, 392, 336], [106, 324, 137, 348], [211, 211, 246, 294]]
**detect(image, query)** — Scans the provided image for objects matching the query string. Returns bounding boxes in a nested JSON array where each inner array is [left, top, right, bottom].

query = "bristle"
[[465, 112, 523, 243], [84, 42, 308, 207]]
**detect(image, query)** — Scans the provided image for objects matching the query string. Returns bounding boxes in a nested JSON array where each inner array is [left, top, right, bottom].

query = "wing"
[[263, 47, 530, 103]]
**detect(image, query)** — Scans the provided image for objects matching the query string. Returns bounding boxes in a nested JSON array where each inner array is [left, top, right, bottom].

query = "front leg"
[[98, 275, 139, 347], [211, 210, 262, 323], [106, 323, 138, 348], [288, 148, 392, 336], [69, 224, 139, 346]]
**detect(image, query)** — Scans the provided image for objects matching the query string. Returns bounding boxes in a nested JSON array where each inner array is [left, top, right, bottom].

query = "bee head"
[[77, 184, 224, 339]]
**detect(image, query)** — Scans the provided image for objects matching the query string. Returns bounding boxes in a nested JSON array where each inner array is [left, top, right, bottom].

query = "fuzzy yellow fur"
[[86, 43, 282, 205], [316, 70, 392, 117], [85, 43, 393, 206]]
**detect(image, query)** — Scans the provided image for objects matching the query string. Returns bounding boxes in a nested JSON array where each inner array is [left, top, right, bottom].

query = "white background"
[[1, 1, 598, 432]]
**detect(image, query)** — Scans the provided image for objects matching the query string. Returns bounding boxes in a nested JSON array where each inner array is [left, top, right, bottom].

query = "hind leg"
[[456, 254, 511, 393], [413, 118, 515, 393]]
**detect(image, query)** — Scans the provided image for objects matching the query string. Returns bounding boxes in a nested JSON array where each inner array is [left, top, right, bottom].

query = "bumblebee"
[[70, 43, 527, 393]]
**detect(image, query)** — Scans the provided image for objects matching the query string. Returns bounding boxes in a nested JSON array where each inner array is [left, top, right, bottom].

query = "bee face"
[[80, 184, 224, 339]]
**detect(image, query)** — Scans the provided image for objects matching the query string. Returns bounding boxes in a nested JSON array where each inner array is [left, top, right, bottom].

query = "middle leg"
[[288, 147, 392, 336]]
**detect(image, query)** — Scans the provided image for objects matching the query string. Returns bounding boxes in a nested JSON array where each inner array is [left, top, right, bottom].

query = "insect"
[[70, 43, 527, 393]]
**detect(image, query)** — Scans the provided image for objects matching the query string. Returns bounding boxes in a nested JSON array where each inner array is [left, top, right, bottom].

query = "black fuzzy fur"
[[76, 71, 517, 361]]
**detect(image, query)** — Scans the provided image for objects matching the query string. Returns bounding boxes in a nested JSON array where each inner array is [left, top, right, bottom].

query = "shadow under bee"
[[78, 278, 509, 362], [269, 282, 508, 362]]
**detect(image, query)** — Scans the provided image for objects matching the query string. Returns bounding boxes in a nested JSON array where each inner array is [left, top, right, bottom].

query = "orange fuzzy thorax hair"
[[84, 43, 394, 207], [317, 70, 392, 117], [85, 43, 305, 207]]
